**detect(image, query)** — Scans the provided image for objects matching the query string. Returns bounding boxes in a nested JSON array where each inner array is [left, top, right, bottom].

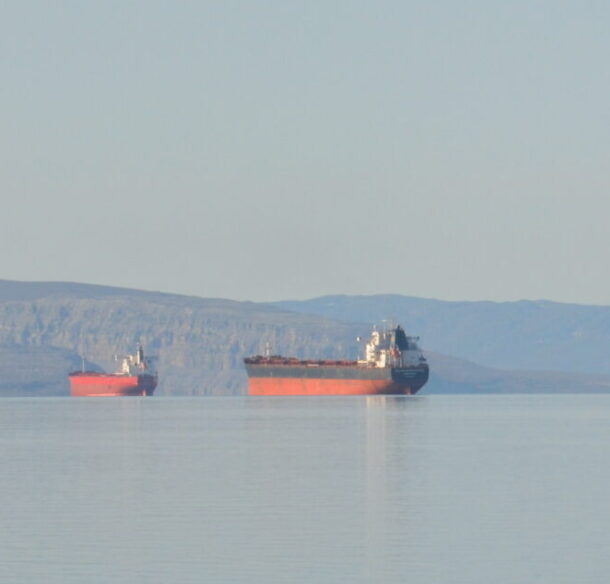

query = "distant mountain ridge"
[[0, 280, 363, 395], [1, 280, 610, 396], [271, 294, 610, 375]]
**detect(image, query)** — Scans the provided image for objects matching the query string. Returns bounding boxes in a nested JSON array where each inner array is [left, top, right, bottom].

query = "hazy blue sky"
[[2, 1, 609, 303]]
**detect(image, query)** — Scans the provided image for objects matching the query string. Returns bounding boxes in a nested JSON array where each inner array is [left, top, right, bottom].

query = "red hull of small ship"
[[248, 378, 414, 396], [69, 373, 157, 397]]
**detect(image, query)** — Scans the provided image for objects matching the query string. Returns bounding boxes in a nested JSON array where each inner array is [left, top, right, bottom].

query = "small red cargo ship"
[[244, 324, 429, 396], [69, 346, 157, 397]]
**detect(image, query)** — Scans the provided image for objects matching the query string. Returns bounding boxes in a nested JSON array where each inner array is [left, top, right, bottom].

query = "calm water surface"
[[1, 395, 610, 583]]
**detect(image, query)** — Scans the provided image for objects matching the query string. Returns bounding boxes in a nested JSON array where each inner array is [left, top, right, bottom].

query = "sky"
[[1, 1, 609, 304]]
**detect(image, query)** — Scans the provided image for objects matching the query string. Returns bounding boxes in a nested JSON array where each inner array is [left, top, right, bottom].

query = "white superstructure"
[[115, 346, 157, 376], [360, 325, 426, 368]]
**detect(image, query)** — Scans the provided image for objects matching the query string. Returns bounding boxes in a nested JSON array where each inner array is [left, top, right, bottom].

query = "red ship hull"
[[244, 361, 429, 396], [247, 377, 416, 396], [245, 324, 429, 396], [69, 372, 157, 397]]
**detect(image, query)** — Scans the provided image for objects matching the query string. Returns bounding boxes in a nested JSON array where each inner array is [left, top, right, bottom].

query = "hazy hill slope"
[[271, 295, 610, 375], [0, 279, 154, 302], [0, 345, 89, 396], [427, 352, 610, 394], [0, 281, 363, 395], [2, 281, 610, 396]]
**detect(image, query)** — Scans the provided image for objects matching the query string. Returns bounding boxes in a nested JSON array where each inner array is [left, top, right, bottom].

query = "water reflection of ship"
[[365, 396, 388, 574], [364, 396, 426, 578]]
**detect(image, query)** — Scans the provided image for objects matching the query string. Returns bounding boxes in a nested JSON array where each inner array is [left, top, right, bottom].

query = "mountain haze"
[[272, 295, 610, 375], [0, 280, 362, 395], [1, 281, 610, 396]]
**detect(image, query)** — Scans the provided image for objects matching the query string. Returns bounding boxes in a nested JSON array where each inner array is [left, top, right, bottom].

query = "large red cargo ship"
[[244, 324, 428, 396], [69, 346, 157, 397]]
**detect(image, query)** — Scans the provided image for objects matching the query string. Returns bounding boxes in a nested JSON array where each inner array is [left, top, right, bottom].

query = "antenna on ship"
[[264, 342, 272, 358], [81, 356, 85, 373]]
